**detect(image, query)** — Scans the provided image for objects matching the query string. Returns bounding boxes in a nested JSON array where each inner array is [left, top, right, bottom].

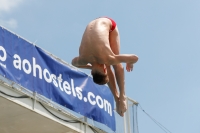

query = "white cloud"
[[0, 19, 18, 29], [0, 0, 23, 13], [0, 0, 23, 29]]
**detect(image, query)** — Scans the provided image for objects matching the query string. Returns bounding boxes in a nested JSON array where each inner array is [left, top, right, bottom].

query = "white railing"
[[0, 74, 140, 133]]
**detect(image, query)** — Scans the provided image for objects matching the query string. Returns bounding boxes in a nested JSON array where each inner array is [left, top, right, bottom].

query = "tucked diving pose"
[[71, 17, 138, 116]]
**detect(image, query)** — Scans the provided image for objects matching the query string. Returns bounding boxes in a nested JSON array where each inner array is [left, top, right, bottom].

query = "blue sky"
[[0, 0, 200, 132]]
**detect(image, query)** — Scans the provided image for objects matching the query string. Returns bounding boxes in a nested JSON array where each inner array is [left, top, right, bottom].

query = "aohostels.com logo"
[[0, 45, 113, 116]]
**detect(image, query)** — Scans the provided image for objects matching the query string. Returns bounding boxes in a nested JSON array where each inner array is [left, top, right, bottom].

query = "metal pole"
[[126, 98, 131, 133], [124, 111, 127, 133]]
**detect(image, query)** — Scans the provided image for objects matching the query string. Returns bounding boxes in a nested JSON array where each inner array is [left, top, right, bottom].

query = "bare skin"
[[71, 18, 138, 117]]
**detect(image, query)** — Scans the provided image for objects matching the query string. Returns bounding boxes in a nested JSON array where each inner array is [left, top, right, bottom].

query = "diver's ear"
[[103, 65, 107, 74]]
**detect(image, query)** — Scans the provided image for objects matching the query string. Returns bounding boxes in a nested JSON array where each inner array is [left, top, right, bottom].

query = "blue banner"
[[0, 26, 116, 131]]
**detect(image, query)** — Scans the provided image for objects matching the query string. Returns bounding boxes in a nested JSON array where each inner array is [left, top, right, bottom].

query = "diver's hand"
[[126, 63, 133, 72]]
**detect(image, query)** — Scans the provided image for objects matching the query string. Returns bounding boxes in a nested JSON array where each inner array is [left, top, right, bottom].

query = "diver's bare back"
[[79, 18, 114, 64]]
